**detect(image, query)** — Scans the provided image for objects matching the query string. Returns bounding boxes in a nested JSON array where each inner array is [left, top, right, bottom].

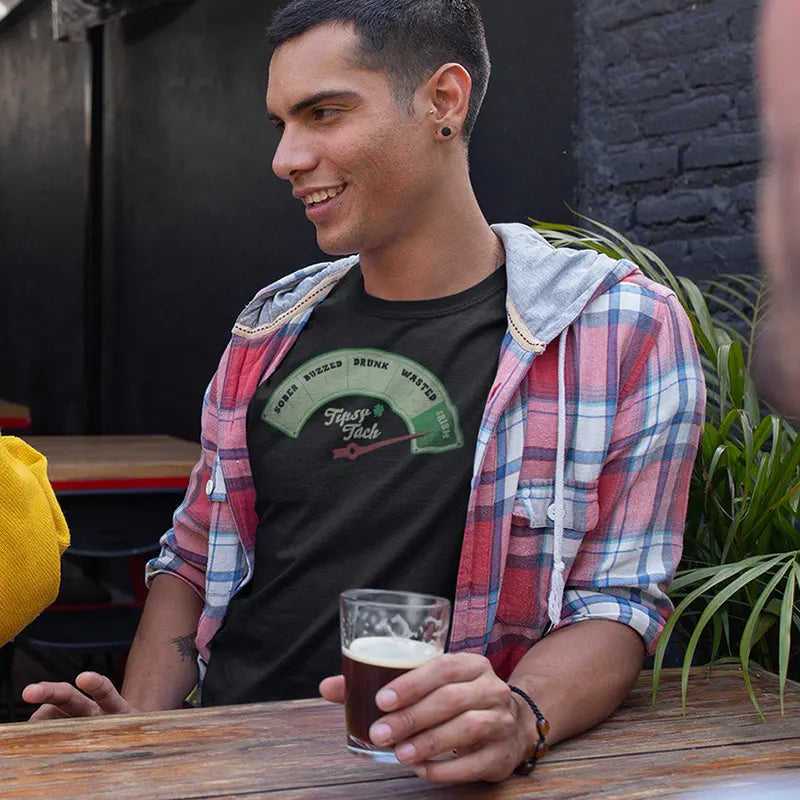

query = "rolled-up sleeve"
[[146, 371, 221, 600], [556, 289, 705, 653]]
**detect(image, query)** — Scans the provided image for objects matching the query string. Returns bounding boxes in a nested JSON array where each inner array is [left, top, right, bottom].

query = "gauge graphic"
[[262, 348, 464, 455]]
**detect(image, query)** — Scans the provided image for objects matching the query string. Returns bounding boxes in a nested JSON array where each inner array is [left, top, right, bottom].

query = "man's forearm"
[[121, 573, 204, 711], [508, 619, 644, 748]]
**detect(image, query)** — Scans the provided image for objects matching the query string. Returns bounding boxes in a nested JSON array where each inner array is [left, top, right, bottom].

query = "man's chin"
[[314, 231, 355, 257]]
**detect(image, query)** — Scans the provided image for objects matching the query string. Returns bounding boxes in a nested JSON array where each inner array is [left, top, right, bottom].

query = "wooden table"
[[23, 435, 200, 492], [0, 398, 31, 429], [0, 666, 797, 799]]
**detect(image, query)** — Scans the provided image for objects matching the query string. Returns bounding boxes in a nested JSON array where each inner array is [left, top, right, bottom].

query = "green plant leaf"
[[682, 555, 784, 650], [749, 609, 779, 649], [752, 415, 775, 454], [706, 319, 749, 351], [709, 612, 724, 668], [778, 561, 798, 713], [740, 456, 772, 544], [702, 423, 722, 464], [727, 344, 745, 408], [669, 554, 772, 592], [739, 557, 794, 718], [717, 409, 740, 443], [630, 244, 685, 300], [740, 410, 755, 497], [702, 278, 760, 314], [652, 555, 781, 703], [765, 428, 800, 512], [742, 372, 761, 424], [717, 343, 733, 420], [705, 443, 728, 487], [680, 277, 718, 361]]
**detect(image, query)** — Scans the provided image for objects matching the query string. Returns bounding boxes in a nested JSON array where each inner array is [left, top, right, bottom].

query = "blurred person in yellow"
[[754, 0, 800, 416], [0, 434, 70, 645]]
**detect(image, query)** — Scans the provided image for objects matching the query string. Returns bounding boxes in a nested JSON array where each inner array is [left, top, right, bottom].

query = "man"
[[24, 0, 705, 784], [753, 0, 800, 417]]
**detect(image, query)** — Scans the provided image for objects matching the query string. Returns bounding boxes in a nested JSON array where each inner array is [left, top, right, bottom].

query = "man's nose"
[[272, 127, 316, 181]]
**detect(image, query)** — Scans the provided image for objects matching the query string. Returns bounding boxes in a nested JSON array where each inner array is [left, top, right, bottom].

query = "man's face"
[[266, 23, 434, 256]]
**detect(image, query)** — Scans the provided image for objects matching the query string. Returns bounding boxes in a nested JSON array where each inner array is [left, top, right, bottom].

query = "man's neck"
[[357, 189, 503, 302]]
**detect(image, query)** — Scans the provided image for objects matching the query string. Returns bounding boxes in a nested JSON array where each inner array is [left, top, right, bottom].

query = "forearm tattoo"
[[169, 634, 198, 662]]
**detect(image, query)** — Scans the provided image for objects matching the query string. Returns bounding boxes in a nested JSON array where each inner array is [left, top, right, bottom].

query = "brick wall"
[[574, 0, 760, 280]]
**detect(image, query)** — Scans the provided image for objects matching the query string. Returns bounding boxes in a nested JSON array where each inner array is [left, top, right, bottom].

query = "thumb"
[[75, 672, 135, 714]]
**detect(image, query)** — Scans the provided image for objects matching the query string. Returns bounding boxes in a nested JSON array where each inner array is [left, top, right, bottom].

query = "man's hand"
[[753, 0, 800, 417], [22, 672, 137, 721], [320, 652, 532, 783], [321, 621, 644, 783]]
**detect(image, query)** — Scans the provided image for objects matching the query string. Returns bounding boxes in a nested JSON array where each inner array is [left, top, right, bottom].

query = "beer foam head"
[[343, 636, 440, 669]]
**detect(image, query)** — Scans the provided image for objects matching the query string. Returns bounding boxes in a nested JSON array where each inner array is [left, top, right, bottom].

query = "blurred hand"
[[752, 0, 800, 417], [758, 0, 800, 294], [321, 653, 532, 783], [23, 672, 137, 721]]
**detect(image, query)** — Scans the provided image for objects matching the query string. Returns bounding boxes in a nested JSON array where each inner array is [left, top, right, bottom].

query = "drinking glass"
[[340, 589, 451, 763]]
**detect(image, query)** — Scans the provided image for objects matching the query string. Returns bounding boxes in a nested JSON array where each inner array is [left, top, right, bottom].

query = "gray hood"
[[234, 222, 636, 346], [493, 222, 637, 352]]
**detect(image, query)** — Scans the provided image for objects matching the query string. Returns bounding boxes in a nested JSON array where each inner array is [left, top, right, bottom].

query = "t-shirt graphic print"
[[261, 347, 464, 461]]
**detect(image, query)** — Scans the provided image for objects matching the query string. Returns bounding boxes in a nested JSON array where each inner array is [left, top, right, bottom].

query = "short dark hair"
[[267, 0, 490, 141]]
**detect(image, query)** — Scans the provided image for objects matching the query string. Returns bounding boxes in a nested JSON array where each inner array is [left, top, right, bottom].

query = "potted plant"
[[532, 214, 800, 716]]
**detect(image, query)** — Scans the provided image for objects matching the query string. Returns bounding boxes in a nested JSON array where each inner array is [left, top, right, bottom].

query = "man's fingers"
[[26, 703, 70, 722], [392, 709, 501, 765], [74, 672, 130, 714], [22, 681, 99, 718], [371, 681, 478, 748], [377, 653, 488, 712], [22, 674, 129, 719], [415, 743, 518, 784], [319, 675, 346, 704], [372, 664, 510, 747]]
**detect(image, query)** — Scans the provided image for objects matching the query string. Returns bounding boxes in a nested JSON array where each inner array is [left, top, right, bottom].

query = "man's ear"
[[421, 62, 472, 141]]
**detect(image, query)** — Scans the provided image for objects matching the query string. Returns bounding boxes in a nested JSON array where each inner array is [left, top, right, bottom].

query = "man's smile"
[[298, 184, 347, 206]]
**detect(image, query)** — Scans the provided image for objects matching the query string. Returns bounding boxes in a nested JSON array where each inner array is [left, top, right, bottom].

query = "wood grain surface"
[[22, 435, 200, 485], [0, 666, 797, 799]]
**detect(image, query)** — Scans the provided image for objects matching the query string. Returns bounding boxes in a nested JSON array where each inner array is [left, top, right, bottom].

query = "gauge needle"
[[332, 431, 431, 461]]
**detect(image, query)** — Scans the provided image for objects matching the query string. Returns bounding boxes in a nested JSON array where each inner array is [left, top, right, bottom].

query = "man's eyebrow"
[[267, 90, 360, 122]]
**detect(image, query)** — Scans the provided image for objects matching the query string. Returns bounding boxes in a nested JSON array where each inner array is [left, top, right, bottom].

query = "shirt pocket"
[[205, 452, 228, 502], [497, 480, 600, 630], [511, 479, 600, 548]]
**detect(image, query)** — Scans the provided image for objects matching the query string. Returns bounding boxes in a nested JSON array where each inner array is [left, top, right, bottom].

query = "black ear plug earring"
[[441, 126, 452, 137]]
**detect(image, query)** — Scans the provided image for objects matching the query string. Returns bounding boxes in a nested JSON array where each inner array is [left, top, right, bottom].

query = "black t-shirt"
[[201, 266, 507, 704]]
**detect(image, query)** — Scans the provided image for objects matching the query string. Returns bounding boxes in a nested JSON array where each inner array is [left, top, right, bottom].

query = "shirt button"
[[206, 479, 214, 496], [547, 503, 565, 521]]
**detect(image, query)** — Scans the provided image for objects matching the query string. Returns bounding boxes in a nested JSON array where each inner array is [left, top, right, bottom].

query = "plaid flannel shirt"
[[148, 224, 705, 686]]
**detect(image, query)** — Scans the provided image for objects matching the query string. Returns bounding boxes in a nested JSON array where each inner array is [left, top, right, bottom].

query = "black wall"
[[1, 0, 576, 440], [574, 0, 760, 281], [0, 0, 86, 432]]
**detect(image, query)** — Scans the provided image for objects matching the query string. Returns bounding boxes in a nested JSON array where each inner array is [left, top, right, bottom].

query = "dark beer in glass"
[[340, 590, 451, 763]]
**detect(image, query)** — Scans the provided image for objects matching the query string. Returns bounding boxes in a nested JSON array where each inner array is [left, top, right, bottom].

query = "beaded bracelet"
[[508, 684, 550, 775]]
